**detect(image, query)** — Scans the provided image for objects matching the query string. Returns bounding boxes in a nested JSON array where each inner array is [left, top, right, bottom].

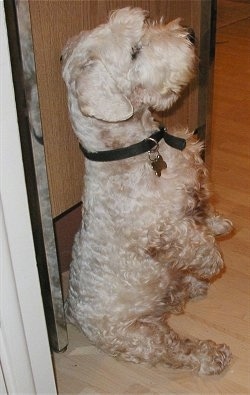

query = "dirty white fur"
[[62, 8, 233, 374]]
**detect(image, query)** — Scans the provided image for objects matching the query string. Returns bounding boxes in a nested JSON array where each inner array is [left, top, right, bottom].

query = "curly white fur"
[[62, 7, 233, 374]]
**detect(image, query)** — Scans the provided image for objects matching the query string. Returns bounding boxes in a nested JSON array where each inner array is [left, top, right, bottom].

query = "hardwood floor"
[[53, 1, 250, 393]]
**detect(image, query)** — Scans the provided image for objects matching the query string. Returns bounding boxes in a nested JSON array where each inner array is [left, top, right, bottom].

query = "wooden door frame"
[[0, 4, 57, 391]]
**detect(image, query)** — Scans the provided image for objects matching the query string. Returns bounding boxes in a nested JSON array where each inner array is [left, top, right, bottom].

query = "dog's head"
[[62, 7, 196, 123]]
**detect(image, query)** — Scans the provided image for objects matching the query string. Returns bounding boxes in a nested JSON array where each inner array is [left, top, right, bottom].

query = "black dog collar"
[[79, 126, 186, 162]]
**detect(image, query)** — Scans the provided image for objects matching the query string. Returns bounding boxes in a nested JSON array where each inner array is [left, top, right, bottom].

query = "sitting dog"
[[62, 7, 233, 374]]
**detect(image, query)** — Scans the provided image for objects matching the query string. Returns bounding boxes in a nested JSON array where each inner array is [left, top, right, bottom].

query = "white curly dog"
[[62, 7, 233, 374]]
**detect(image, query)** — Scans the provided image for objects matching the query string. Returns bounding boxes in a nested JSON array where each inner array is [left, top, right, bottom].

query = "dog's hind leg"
[[111, 316, 231, 375]]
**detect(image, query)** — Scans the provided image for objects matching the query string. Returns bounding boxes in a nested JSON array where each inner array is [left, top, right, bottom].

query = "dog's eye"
[[131, 44, 142, 60]]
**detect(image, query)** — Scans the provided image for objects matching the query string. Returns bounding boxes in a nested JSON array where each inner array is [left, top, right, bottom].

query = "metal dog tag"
[[151, 154, 167, 177], [147, 137, 167, 177]]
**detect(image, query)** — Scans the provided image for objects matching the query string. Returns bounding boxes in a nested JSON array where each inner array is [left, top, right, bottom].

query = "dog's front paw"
[[206, 214, 233, 237], [183, 275, 209, 299], [194, 245, 224, 280], [197, 341, 232, 375]]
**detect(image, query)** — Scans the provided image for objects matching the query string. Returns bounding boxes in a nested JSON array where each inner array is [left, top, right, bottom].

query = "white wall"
[[0, 3, 57, 393]]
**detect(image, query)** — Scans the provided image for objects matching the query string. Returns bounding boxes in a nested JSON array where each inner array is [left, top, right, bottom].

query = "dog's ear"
[[76, 59, 133, 122], [166, 18, 183, 31], [109, 7, 149, 34]]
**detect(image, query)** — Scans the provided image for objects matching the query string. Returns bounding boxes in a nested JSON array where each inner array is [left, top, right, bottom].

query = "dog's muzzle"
[[187, 28, 195, 45]]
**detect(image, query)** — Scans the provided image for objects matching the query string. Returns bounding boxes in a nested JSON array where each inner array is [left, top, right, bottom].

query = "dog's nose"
[[187, 28, 195, 45]]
